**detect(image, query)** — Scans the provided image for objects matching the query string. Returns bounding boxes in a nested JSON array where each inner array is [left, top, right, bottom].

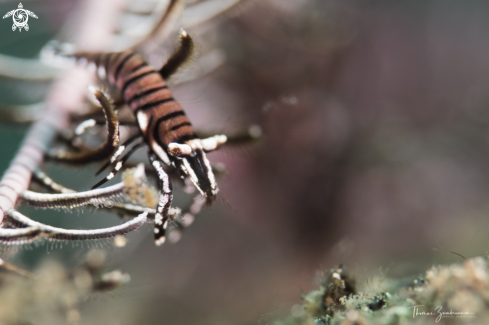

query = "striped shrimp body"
[[64, 32, 227, 245]]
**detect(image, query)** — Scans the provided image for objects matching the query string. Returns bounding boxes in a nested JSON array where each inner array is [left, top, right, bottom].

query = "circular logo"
[[13, 9, 28, 28]]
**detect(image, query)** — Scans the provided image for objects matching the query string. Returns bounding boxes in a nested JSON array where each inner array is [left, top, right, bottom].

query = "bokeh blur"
[[2, 0, 489, 324]]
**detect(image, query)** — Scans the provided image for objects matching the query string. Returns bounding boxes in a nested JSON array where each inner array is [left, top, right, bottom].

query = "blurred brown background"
[[3, 0, 489, 324]]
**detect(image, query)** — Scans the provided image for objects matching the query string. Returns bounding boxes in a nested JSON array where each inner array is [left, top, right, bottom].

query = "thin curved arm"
[[126, 0, 185, 52], [0, 0, 123, 226], [6, 209, 147, 242], [0, 53, 61, 81], [20, 182, 125, 209], [0, 226, 43, 246], [49, 88, 120, 164]]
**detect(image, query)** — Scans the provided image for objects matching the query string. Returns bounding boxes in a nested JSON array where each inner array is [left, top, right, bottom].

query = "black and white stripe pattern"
[[149, 152, 173, 246], [94, 134, 143, 176], [91, 139, 146, 189]]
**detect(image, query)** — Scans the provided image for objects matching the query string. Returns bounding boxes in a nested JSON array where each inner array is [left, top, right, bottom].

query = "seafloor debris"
[[303, 265, 356, 318], [273, 257, 489, 325]]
